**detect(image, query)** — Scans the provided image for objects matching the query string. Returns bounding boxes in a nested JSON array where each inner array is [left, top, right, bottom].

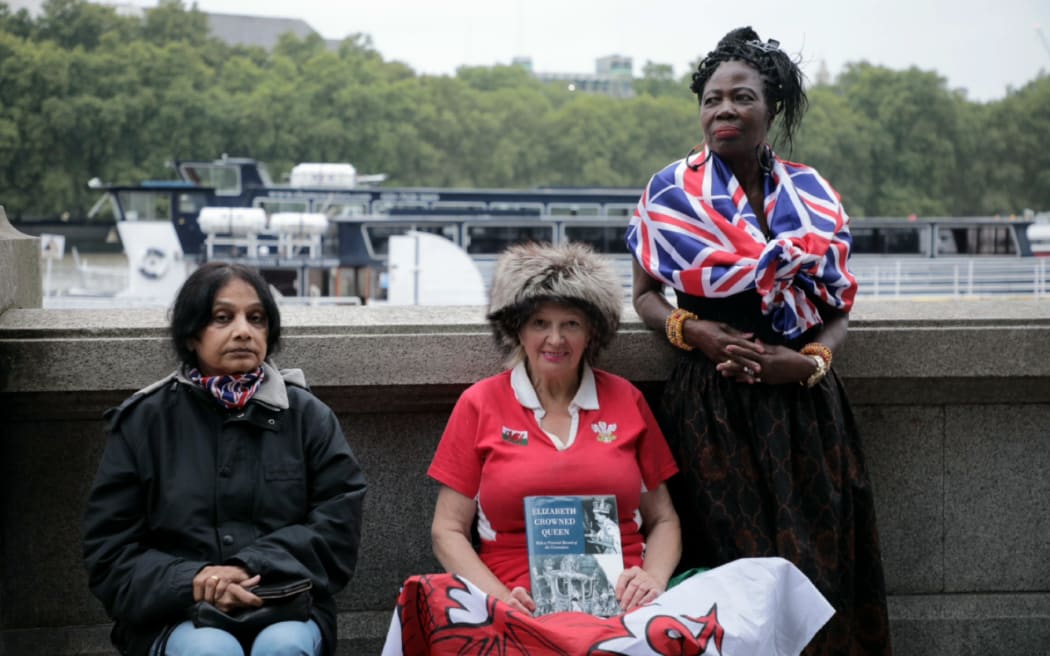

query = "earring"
[[686, 144, 714, 171], [757, 143, 774, 174]]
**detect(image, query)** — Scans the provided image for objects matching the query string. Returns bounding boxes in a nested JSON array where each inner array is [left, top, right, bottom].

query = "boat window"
[[374, 200, 430, 214], [487, 202, 545, 215], [937, 225, 1018, 256], [255, 197, 310, 215], [550, 203, 600, 217], [318, 201, 370, 218], [365, 223, 457, 256], [563, 225, 630, 254], [433, 201, 487, 212], [604, 203, 636, 218], [255, 162, 275, 187], [850, 226, 925, 256], [179, 164, 242, 196], [178, 192, 209, 215], [463, 224, 555, 254], [87, 193, 119, 224], [117, 191, 172, 221]]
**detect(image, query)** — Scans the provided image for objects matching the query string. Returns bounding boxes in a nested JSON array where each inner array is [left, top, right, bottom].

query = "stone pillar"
[[0, 206, 42, 314]]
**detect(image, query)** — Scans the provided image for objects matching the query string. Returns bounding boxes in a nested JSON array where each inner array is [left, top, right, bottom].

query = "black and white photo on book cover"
[[524, 495, 623, 617]]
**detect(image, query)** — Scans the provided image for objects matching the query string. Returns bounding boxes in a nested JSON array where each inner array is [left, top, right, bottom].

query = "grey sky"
[[44, 0, 1050, 100]]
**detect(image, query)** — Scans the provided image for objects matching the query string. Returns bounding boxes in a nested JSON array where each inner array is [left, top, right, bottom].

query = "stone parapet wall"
[[0, 207, 41, 315], [2, 299, 1049, 655]]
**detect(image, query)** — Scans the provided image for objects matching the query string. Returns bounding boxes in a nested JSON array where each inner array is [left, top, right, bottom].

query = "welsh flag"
[[381, 557, 833, 655]]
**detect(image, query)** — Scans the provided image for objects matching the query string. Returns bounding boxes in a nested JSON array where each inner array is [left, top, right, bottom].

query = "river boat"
[[89, 156, 1043, 304]]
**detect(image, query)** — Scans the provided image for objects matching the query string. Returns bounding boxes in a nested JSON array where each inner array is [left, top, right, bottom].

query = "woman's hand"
[[719, 340, 818, 385], [685, 319, 764, 368], [501, 586, 537, 614], [193, 565, 256, 604], [616, 567, 666, 612], [213, 577, 263, 613], [432, 486, 537, 614]]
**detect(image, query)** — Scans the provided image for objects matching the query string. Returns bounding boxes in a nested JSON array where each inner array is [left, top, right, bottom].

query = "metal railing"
[[851, 257, 1050, 297], [598, 256, 1050, 301]]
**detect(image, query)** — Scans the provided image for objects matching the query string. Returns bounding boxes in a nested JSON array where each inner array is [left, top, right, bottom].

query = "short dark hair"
[[169, 262, 281, 366], [689, 26, 808, 151]]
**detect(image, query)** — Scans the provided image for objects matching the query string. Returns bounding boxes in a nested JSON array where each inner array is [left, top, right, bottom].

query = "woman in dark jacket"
[[82, 262, 366, 656]]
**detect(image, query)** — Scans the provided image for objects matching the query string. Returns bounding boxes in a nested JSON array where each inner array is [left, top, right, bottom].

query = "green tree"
[[634, 61, 689, 100], [34, 0, 132, 50], [0, 3, 34, 39], [140, 0, 211, 47], [793, 86, 878, 216], [457, 64, 539, 93], [978, 76, 1050, 214], [833, 63, 970, 216], [2, 0, 1048, 220]]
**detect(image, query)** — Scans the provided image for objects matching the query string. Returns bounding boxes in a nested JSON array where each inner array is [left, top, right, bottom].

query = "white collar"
[[510, 361, 599, 413]]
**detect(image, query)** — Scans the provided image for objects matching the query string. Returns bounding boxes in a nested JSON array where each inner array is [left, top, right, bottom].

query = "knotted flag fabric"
[[625, 147, 857, 341], [380, 557, 833, 656]]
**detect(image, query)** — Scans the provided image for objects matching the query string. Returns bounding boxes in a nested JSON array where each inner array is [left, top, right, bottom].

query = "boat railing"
[[474, 254, 1050, 302], [850, 256, 1050, 298]]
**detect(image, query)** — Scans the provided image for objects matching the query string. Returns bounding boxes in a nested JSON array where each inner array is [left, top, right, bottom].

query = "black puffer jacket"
[[82, 361, 366, 656]]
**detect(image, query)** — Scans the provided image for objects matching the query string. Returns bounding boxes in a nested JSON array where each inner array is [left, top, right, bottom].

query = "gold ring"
[[210, 575, 220, 581], [722, 359, 732, 367]]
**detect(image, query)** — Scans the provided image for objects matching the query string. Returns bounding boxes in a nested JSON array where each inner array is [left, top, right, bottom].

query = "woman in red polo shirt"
[[429, 242, 681, 615]]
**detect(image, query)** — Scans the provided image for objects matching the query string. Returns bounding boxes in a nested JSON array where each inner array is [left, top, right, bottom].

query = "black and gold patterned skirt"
[[659, 352, 892, 655]]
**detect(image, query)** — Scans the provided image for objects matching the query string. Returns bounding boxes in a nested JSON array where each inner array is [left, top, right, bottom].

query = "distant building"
[[10, 1, 635, 92], [532, 54, 635, 98], [205, 12, 321, 50], [595, 54, 632, 78], [7, 0, 140, 16], [814, 60, 832, 86], [511, 56, 534, 73], [9, 0, 336, 51]]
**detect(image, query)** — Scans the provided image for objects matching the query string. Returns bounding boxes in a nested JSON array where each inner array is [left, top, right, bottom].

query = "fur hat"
[[486, 242, 623, 363]]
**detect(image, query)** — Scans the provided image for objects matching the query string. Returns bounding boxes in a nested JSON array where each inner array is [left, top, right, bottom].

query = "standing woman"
[[83, 262, 366, 656], [627, 27, 891, 655]]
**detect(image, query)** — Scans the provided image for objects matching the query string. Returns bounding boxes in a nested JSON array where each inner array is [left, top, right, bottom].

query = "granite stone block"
[[1, 420, 109, 628], [944, 405, 1050, 591], [333, 412, 444, 612], [890, 592, 1050, 653], [855, 404, 944, 594]]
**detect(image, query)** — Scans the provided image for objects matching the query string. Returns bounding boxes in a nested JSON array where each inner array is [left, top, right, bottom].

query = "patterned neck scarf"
[[189, 366, 265, 410], [626, 146, 857, 340]]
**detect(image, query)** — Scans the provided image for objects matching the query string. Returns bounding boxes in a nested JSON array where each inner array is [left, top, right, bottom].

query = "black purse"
[[189, 578, 313, 643]]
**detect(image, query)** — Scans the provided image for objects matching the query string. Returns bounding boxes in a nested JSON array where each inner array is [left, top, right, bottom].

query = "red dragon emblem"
[[391, 574, 725, 656]]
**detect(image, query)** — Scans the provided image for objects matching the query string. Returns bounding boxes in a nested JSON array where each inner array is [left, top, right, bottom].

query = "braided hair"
[[689, 26, 808, 151]]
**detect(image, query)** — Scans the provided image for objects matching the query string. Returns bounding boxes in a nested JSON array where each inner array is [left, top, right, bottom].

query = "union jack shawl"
[[626, 147, 857, 341]]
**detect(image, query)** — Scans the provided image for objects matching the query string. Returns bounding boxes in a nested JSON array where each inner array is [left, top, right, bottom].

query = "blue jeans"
[[152, 618, 323, 655]]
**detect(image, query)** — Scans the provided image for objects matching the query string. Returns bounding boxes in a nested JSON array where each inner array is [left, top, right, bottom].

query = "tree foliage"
[[0, 0, 1047, 219]]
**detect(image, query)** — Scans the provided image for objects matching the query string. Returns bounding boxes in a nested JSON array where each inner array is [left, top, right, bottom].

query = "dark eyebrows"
[[210, 300, 265, 313], [702, 84, 759, 100]]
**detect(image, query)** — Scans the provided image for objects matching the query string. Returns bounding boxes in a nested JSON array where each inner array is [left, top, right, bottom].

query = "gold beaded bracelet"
[[664, 308, 699, 351], [802, 355, 827, 387], [800, 342, 833, 387]]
